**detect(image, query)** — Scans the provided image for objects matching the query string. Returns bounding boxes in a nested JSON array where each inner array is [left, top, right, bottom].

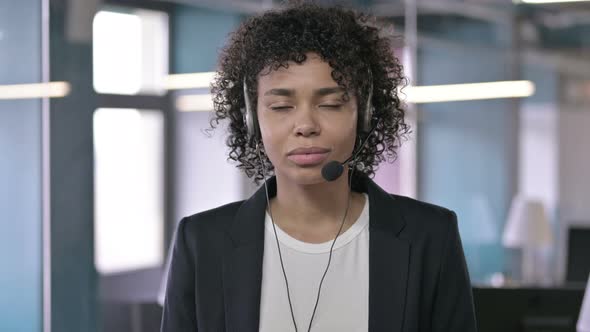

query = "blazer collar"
[[223, 174, 410, 332], [227, 174, 407, 246]]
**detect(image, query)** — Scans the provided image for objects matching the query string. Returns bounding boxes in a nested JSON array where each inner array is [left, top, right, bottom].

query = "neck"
[[271, 170, 354, 228]]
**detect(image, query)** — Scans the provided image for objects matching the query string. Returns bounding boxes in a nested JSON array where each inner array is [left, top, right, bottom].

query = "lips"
[[287, 147, 331, 156], [287, 147, 331, 167]]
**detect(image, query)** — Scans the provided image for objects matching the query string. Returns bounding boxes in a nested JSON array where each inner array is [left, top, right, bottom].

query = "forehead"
[[257, 54, 337, 89]]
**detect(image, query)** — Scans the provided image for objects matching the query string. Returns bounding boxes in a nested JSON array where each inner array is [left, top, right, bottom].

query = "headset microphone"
[[321, 123, 378, 182]]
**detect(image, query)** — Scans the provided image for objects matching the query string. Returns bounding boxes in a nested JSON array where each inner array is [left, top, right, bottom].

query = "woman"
[[161, 3, 477, 332]]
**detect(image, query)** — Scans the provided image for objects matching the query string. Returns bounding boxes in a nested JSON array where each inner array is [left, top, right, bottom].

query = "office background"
[[1, 0, 589, 331]]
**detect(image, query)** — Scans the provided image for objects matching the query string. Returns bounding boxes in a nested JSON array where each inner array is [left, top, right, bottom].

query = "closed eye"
[[320, 104, 343, 109], [270, 106, 293, 111]]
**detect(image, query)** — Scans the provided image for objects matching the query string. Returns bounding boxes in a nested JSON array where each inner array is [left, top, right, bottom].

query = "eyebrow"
[[263, 87, 345, 97]]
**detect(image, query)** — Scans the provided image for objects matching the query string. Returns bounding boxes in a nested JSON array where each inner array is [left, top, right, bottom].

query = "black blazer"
[[161, 174, 478, 332]]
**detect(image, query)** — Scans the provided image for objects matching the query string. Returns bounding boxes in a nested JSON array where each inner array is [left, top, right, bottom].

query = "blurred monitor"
[[567, 226, 590, 284], [473, 286, 585, 332]]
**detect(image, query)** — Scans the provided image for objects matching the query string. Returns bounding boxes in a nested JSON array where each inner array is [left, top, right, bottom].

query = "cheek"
[[259, 122, 283, 163], [336, 106, 358, 135], [327, 113, 357, 141], [258, 111, 291, 144], [340, 119, 359, 154], [259, 117, 277, 146]]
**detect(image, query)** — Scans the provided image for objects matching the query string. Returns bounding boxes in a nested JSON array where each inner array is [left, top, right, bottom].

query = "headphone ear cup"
[[245, 106, 260, 141], [361, 79, 374, 133], [361, 103, 373, 133], [242, 107, 253, 139], [243, 79, 260, 142]]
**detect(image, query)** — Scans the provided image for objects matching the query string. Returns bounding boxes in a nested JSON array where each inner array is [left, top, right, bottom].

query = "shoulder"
[[390, 194, 455, 221], [388, 194, 458, 243], [178, 200, 245, 240]]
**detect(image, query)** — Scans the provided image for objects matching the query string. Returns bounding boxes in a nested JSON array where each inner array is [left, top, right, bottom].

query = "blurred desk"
[[99, 267, 164, 332], [473, 284, 586, 332]]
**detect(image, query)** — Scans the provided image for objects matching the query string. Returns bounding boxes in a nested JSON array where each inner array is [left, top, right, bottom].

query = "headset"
[[244, 73, 376, 332]]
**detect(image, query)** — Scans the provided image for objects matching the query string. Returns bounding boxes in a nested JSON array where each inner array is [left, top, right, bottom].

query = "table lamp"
[[578, 273, 590, 332], [502, 195, 553, 284]]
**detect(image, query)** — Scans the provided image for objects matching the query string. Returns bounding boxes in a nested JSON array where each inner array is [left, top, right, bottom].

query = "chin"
[[279, 166, 327, 186]]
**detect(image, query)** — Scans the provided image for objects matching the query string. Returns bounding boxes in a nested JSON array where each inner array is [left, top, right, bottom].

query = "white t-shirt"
[[258, 193, 370, 332]]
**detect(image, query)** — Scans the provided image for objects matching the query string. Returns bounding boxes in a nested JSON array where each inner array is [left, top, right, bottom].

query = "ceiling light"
[[404, 80, 535, 103], [165, 72, 216, 90], [175, 94, 214, 112], [0, 82, 71, 100], [515, 0, 590, 4]]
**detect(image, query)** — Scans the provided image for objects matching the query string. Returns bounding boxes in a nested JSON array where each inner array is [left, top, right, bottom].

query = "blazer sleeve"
[[431, 211, 478, 332], [161, 217, 198, 331]]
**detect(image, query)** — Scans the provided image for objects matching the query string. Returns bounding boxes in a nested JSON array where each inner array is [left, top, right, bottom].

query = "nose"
[[293, 107, 320, 137]]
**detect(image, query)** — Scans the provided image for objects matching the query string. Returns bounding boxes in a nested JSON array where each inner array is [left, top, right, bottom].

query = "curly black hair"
[[209, 1, 410, 184]]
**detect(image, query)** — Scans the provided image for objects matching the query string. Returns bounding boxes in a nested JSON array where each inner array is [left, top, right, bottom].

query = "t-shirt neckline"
[[264, 193, 369, 254]]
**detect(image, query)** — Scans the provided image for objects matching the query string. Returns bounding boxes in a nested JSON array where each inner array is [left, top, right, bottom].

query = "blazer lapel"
[[222, 175, 410, 332], [364, 178, 410, 332], [222, 177, 274, 332]]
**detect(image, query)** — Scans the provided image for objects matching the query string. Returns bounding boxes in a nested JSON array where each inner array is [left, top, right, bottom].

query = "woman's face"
[[256, 53, 358, 185]]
